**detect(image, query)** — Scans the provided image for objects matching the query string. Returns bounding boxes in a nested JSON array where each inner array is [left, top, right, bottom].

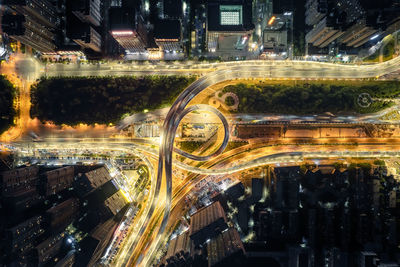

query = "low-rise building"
[[207, 228, 245, 267], [189, 201, 228, 246], [263, 29, 287, 54], [154, 19, 183, 53]]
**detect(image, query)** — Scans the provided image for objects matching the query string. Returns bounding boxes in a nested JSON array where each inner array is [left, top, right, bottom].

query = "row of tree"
[[30, 75, 196, 125], [223, 81, 400, 115], [0, 76, 16, 134]]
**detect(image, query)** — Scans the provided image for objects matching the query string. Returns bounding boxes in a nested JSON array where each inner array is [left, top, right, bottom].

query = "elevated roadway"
[[3, 55, 400, 265], [130, 57, 400, 266]]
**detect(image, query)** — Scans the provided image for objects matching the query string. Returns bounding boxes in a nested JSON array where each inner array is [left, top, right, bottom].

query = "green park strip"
[[222, 80, 400, 115], [0, 76, 16, 134], [30, 75, 196, 125]]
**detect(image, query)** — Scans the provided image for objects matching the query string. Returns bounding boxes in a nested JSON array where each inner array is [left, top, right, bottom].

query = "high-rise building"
[[0, 165, 43, 213], [263, 28, 288, 54], [156, 0, 189, 59], [45, 198, 79, 232], [71, 0, 102, 27], [305, 0, 328, 26], [287, 246, 314, 267], [40, 166, 74, 196], [54, 251, 75, 267], [225, 182, 245, 200], [206, 0, 254, 53], [272, 167, 300, 209], [252, 0, 273, 39], [305, 0, 400, 50], [251, 178, 263, 202], [305, 16, 343, 48], [2, 187, 43, 213], [71, 24, 102, 53], [0, 165, 120, 266], [109, 2, 149, 53], [359, 251, 380, 267], [158, 0, 183, 19], [67, 0, 102, 54], [4, 215, 45, 255], [86, 218, 120, 266], [34, 233, 65, 266], [1, 13, 26, 36], [0, 165, 39, 196], [2, 0, 59, 52]]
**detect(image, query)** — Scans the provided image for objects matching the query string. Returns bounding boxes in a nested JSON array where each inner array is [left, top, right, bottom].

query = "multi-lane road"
[[2, 55, 400, 266], [12, 137, 400, 266], [129, 56, 400, 266], [43, 57, 400, 79]]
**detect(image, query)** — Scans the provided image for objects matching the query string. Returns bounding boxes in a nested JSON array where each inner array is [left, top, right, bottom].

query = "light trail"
[[2, 55, 400, 266], [135, 57, 400, 266]]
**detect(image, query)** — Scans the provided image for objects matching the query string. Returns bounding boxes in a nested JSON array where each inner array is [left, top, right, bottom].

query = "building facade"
[[71, 0, 102, 27], [2, 0, 59, 52], [206, 1, 254, 54]]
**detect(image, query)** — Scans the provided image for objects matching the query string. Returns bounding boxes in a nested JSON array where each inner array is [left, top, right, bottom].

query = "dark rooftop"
[[154, 19, 181, 40], [189, 201, 227, 237], [2, 0, 28, 5], [1, 13, 25, 36], [207, 227, 245, 267], [70, 0, 88, 11], [163, 0, 183, 18], [109, 7, 136, 31]]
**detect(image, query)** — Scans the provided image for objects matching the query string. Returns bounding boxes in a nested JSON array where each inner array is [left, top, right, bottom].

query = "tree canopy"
[[223, 81, 400, 114], [0, 76, 16, 133], [31, 75, 196, 125]]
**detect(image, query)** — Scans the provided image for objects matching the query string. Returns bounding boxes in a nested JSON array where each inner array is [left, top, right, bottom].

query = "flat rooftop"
[[109, 7, 136, 31], [154, 19, 181, 40], [207, 1, 254, 32]]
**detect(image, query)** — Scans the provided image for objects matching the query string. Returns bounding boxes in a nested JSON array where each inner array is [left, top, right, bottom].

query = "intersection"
[[1, 55, 400, 265]]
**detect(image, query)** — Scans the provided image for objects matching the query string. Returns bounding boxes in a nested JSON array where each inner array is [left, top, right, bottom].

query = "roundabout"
[[208, 90, 239, 111]]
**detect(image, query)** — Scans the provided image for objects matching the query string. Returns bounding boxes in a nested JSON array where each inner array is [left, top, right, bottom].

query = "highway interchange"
[[1, 55, 400, 266]]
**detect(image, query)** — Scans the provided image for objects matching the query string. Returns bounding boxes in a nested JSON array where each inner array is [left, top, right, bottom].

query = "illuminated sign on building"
[[220, 5, 243, 26], [111, 30, 134, 36]]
